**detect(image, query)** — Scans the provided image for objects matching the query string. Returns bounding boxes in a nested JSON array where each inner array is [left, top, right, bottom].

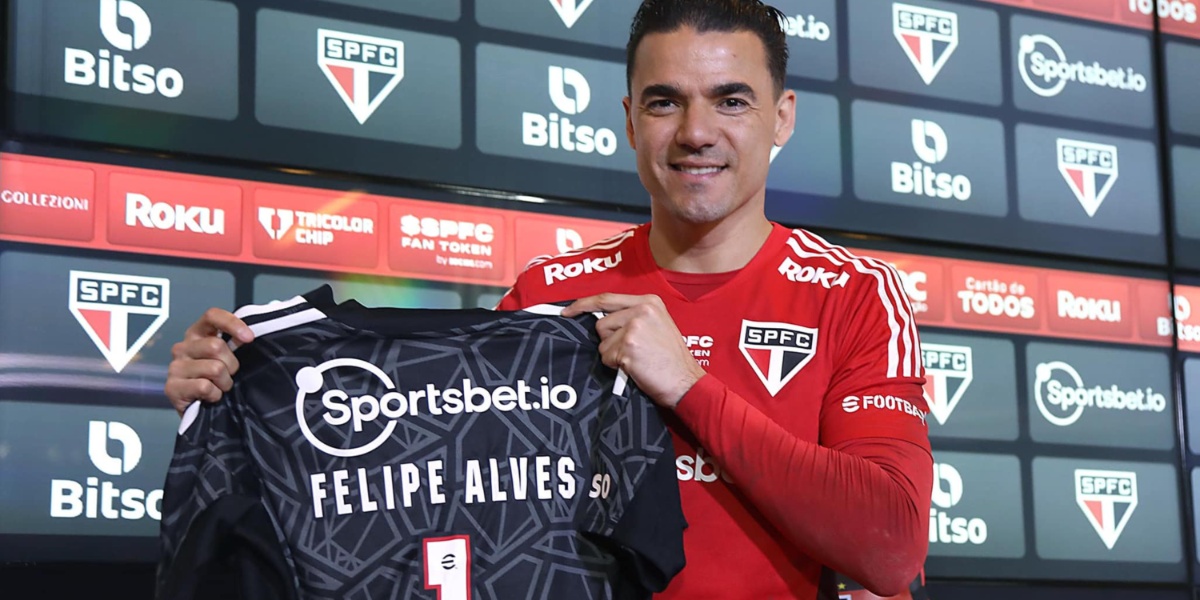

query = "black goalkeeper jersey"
[[156, 286, 685, 600]]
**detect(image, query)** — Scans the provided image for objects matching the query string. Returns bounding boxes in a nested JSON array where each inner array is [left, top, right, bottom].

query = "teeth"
[[679, 166, 721, 175]]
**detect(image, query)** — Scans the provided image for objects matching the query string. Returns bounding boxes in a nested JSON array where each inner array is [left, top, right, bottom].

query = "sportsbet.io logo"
[[50, 421, 163, 522], [1033, 361, 1166, 427], [295, 358, 580, 458], [1018, 34, 1148, 98]]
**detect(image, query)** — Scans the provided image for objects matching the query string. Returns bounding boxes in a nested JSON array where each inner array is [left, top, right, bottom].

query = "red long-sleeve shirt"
[[497, 223, 933, 599]]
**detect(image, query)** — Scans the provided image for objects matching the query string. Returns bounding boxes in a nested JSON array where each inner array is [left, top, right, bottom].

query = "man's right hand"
[[164, 308, 254, 415]]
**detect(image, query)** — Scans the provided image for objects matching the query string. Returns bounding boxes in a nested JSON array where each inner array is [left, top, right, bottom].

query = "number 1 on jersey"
[[424, 535, 471, 600]]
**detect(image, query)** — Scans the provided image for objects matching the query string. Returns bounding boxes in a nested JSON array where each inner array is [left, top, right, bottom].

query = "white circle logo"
[[295, 358, 401, 458]]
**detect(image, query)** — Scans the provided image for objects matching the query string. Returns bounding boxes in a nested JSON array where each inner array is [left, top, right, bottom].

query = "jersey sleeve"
[[820, 261, 931, 450], [575, 353, 686, 595], [156, 386, 261, 595]]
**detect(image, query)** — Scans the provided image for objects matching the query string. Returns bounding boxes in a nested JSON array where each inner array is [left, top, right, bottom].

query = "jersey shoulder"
[[503, 225, 643, 308], [773, 226, 908, 302]]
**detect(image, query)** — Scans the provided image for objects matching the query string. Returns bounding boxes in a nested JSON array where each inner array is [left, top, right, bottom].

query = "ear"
[[773, 89, 797, 148], [623, 96, 636, 150]]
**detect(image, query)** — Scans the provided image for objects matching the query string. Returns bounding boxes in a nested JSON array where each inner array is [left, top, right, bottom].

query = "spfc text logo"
[[318, 29, 404, 125], [548, 0, 594, 28], [1058, 139, 1118, 218], [893, 3, 959, 85], [921, 344, 973, 425], [739, 320, 817, 396], [69, 270, 170, 373], [1075, 469, 1137, 550]]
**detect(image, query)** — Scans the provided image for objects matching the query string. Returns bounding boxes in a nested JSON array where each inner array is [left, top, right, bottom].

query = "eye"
[[720, 98, 749, 110]]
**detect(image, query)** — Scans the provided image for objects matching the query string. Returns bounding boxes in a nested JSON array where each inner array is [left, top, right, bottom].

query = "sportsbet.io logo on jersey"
[[294, 358, 604, 519]]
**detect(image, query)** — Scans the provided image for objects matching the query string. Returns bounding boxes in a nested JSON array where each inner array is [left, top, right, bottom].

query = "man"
[[164, 1, 933, 598]]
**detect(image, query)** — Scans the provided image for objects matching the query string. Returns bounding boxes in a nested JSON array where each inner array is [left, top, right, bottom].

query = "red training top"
[[497, 223, 933, 599]]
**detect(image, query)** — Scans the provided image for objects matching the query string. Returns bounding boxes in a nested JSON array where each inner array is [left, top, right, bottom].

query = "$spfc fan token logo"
[[317, 29, 404, 125], [1075, 469, 1138, 550], [739, 320, 817, 396], [1057, 139, 1119, 218], [893, 3, 959, 85], [69, 270, 170, 373], [921, 344, 973, 426]]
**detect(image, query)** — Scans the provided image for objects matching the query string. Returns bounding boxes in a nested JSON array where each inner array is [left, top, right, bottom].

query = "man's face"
[[624, 27, 795, 225]]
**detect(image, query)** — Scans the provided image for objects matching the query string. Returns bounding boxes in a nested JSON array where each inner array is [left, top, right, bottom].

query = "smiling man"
[[164, 1, 933, 598]]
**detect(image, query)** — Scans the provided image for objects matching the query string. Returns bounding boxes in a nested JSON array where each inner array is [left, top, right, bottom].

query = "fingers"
[[185, 307, 253, 345], [164, 362, 228, 414], [562, 293, 655, 318]]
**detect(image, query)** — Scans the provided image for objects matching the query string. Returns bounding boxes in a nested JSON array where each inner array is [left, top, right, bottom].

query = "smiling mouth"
[[671, 165, 726, 175]]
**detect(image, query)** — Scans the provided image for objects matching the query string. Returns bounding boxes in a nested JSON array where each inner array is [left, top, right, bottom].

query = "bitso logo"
[[1018, 34, 1148, 98], [257, 206, 374, 246], [1033, 361, 1166, 427], [892, 119, 972, 201], [523, 66, 618, 156], [921, 344, 973, 426], [548, 0, 593, 28], [65, 0, 184, 98], [69, 270, 170, 373], [1075, 469, 1137, 549], [739, 320, 817, 396], [1057, 139, 1118, 218], [317, 29, 404, 125], [50, 421, 163, 521], [125, 192, 224, 235], [295, 358, 579, 458], [893, 3, 959, 85], [930, 462, 987, 545]]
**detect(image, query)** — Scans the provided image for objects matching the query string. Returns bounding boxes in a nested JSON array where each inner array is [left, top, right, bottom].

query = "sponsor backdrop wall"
[[2, 0, 1199, 597]]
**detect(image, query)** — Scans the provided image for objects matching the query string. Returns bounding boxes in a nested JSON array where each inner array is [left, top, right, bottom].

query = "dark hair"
[[626, 0, 789, 97]]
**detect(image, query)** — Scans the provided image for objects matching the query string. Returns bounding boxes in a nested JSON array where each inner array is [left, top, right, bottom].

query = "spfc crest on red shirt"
[[739, 320, 817, 396]]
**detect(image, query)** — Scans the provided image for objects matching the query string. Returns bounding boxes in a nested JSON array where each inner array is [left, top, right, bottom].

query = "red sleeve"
[[673, 262, 933, 596], [674, 377, 932, 596]]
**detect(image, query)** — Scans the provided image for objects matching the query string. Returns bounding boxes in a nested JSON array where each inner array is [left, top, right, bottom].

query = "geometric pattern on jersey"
[[158, 286, 684, 600]]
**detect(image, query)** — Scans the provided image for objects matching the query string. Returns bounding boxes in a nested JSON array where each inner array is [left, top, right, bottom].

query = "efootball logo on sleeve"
[[921, 344, 973, 425], [893, 3, 959, 85], [317, 29, 404, 125], [1075, 469, 1137, 550], [738, 320, 817, 396], [69, 270, 170, 373], [1057, 139, 1118, 218]]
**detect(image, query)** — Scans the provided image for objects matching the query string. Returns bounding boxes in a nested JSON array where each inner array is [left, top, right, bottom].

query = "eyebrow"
[[638, 82, 758, 103]]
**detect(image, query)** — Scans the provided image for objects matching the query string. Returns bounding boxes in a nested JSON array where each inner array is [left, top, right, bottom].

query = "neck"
[[647, 207, 773, 274]]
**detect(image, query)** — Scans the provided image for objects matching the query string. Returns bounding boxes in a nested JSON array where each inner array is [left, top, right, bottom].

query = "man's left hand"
[[561, 293, 706, 409]]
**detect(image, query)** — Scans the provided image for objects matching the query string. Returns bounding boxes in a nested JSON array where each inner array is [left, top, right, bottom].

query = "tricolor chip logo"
[[1057, 139, 1118, 218], [1075, 469, 1137, 550], [317, 29, 404, 125], [893, 3, 959, 85], [739, 320, 817, 396], [69, 270, 170, 373], [922, 344, 973, 426], [258, 207, 294, 240], [548, 0, 593, 28]]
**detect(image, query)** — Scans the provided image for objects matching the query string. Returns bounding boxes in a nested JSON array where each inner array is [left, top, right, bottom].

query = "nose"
[[673, 103, 719, 152]]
